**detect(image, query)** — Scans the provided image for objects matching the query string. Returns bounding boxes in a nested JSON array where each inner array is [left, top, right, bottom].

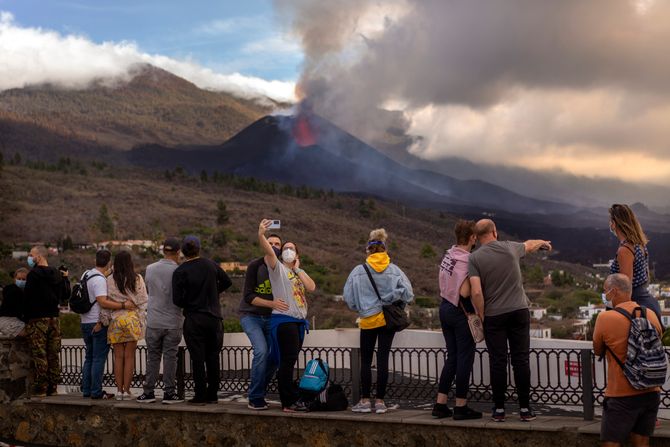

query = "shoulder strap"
[[362, 264, 382, 302], [81, 271, 104, 286], [458, 300, 471, 315], [613, 307, 633, 321], [604, 344, 627, 370], [620, 241, 636, 256], [316, 358, 330, 381]]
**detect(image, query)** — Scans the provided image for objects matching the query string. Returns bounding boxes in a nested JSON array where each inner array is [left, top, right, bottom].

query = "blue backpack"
[[299, 358, 329, 393]]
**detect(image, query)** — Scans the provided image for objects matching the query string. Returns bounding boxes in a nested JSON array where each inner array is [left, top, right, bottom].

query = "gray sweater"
[[145, 259, 183, 329]]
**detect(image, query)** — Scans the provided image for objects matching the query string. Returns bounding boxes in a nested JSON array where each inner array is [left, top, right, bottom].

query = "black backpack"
[[305, 384, 349, 412], [69, 271, 104, 314]]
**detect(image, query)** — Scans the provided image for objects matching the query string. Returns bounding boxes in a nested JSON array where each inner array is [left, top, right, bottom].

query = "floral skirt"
[[108, 310, 142, 344]]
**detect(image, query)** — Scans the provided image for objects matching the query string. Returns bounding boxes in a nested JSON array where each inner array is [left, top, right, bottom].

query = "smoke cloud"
[[275, 0, 670, 183], [0, 12, 295, 102]]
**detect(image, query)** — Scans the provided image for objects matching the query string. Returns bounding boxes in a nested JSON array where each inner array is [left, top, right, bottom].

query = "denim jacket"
[[343, 262, 414, 318]]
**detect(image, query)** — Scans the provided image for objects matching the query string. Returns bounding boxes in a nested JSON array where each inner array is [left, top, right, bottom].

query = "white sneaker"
[[124, 391, 136, 400], [115, 392, 123, 401], [351, 400, 372, 413]]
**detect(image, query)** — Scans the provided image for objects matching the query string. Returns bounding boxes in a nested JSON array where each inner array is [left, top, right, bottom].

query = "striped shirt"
[[610, 242, 649, 288]]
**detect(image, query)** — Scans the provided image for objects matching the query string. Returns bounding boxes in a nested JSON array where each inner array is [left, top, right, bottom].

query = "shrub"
[[415, 296, 437, 308], [421, 244, 436, 259], [60, 313, 82, 339], [223, 318, 243, 333]]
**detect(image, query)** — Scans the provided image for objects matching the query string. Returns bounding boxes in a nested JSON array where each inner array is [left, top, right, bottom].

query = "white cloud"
[[406, 87, 670, 182], [0, 11, 296, 103], [242, 35, 301, 55], [195, 16, 266, 35]]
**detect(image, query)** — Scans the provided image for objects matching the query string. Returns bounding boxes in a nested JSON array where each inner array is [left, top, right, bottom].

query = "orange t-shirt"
[[593, 301, 663, 397]]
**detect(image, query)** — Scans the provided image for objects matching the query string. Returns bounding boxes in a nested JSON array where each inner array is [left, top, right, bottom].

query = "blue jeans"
[[81, 323, 110, 398], [241, 315, 276, 403]]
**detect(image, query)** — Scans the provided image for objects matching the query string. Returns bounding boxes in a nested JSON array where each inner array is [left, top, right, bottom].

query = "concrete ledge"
[[1, 395, 670, 447]]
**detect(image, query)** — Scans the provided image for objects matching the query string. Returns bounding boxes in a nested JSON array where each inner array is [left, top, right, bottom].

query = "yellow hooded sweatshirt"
[[358, 252, 390, 330]]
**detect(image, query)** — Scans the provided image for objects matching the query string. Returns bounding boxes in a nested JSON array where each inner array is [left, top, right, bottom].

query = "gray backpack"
[[604, 306, 668, 390]]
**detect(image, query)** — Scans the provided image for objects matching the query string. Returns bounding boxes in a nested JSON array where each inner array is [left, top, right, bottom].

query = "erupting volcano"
[[292, 113, 318, 148], [129, 112, 574, 215]]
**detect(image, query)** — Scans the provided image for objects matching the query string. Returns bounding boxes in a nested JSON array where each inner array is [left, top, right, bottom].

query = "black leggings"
[[360, 326, 395, 399], [276, 322, 303, 407]]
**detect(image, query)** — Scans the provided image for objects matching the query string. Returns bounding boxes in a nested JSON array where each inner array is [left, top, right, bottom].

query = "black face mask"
[[272, 246, 281, 258]]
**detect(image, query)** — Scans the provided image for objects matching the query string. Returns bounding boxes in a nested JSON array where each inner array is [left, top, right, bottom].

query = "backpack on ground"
[[299, 358, 329, 393], [306, 383, 349, 412], [69, 271, 103, 314], [604, 306, 668, 390]]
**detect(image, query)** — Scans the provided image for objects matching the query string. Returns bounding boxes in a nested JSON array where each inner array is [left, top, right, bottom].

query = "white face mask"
[[602, 290, 613, 308], [282, 248, 296, 264]]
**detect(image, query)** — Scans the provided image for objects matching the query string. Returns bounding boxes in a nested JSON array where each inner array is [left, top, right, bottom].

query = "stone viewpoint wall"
[[0, 338, 33, 402], [0, 400, 607, 447]]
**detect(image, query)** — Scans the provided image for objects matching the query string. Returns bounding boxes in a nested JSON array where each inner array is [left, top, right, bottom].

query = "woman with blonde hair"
[[100, 250, 148, 400], [607, 204, 660, 320], [344, 228, 414, 414]]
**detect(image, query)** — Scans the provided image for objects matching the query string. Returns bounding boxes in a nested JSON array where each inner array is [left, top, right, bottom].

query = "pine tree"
[[97, 204, 114, 237], [216, 200, 230, 225]]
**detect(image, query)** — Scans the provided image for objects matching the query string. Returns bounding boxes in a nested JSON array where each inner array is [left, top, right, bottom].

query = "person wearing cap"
[[137, 238, 185, 404], [172, 235, 232, 405]]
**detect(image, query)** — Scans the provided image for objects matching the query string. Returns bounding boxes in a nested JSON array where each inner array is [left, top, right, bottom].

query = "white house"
[[11, 251, 28, 259], [578, 303, 606, 320], [530, 307, 547, 320], [661, 311, 670, 329], [530, 324, 552, 339]]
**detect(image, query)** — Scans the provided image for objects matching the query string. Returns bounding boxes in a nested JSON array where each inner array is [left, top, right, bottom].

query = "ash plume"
[[274, 0, 670, 185]]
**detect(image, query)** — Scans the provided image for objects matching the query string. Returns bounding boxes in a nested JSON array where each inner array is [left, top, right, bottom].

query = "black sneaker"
[[162, 392, 184, 405], [453, 405, 483, 420], [431, 403, 453, 419], [491, 408, 505, 422], [136, 393, 156, 403], [520, 408, 537, 421], [248, 399, 269, 410], [283, 400, 309, 413]]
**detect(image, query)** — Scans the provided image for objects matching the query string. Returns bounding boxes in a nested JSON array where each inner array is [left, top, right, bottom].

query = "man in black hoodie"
[[24, 245, 71, 396], [172, 235, 232, 404]]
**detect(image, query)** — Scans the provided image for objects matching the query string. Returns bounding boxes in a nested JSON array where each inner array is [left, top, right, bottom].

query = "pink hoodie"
[[439, 246, 470, 306]]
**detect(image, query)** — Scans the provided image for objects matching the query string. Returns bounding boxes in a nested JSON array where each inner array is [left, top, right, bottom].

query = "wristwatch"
[[293, 268, 304, 275]]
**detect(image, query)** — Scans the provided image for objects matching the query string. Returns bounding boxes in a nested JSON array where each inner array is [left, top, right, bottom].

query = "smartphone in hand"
[[268, 220, 281, 229]]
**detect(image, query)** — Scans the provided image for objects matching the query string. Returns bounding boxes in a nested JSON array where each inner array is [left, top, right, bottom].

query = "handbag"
[[459, 301, 484, 343], [362, 264, 410, 332]]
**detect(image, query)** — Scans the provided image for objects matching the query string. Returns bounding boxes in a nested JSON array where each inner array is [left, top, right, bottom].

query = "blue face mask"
[[602, 290, 613, 308], [27, 256, 36, 268], [272, 246, 281, 258], [15, 279, 26, 289], [609, 224, 617, 238]]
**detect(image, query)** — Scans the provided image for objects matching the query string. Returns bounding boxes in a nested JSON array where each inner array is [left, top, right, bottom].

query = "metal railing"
[[58, 344, 670, 421]]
